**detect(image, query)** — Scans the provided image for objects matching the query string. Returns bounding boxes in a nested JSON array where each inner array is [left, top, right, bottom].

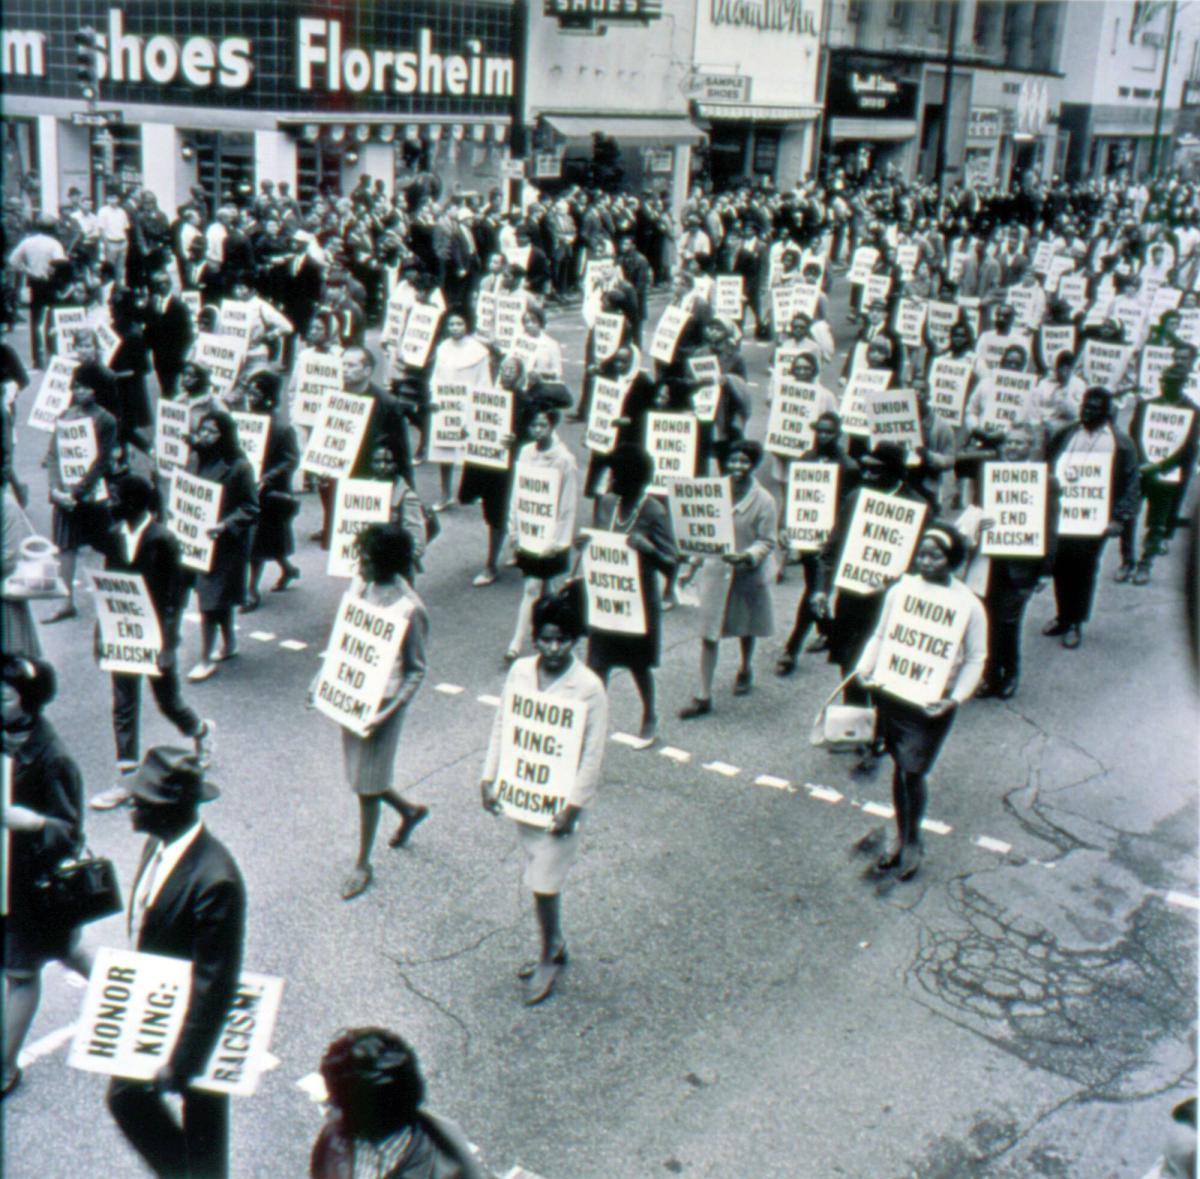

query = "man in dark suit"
[[278, 235, 324, 366], [89, 475, 213, 810], [144, 270, 194, 397], [107, 746, 245, 1179]]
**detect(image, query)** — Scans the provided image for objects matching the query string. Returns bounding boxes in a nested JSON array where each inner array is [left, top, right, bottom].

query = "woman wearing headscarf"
[[679, 439, 778, 719], [854, 521, 987, 881], [185, 410, 259, 681]]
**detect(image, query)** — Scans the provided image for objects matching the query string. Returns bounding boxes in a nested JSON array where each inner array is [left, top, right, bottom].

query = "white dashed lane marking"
[[807, 784, 843, 804], [702, 760, 741, 777], [974, 836, 1013, 855], [249, 631, 276, 642], [279, 639, 308, 651], [434, 683, 465, 695], [754, 774, 792, 791], [611, 732, 654, 749], [862, 801, 895, 819], [477, 694, 501, 707], [659, 745, 692, 764]]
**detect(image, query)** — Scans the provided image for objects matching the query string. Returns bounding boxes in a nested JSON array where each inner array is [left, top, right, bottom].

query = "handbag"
[[810, 674, 876, 752], [262, 489, 301, 519], [421, 501, 441, 544], [1, 499, 69, 601], [32, 849, 123, 929]]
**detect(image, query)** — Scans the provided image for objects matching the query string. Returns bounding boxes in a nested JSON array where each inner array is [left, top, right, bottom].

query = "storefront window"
[[2, 118, 38, 213], [91, 125, 143, 200], [298, 139, 347, 206], [192, 131, 255, 213]]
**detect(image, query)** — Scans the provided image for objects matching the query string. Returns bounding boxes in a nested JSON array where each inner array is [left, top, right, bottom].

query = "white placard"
[[765, 380, 826, 460], [872, 575, 970, 707], [834, 490, 927, 595], [1078, 340, 1131, 391], [217, 299, 255, 342], [1137, 345, 1175, 397], [168, 470, 223, 572], [591, 312, 624, 363], [314, 592, 411, 736], [300, 390, 373, 478], [784, 462, 840, 553], [894, 299, 928, 349], [399, 303, 443, 369], [896, 243, 919, 280], [645, 412, 698, 493], [1057, 274, 1089, 314], [193, 332, 247, 401], [927, 300, 964, 342], [327, 479, 392, 578], [428, 380, 469, 461], [1055, 450, 1114, 537], [689, 354, 721, 422], [1141, 404, 1195, 484], [1031, 241, 1056, 274], [981, 462, 1048, 557], [1039, 324, 1077, 370], [667, 477, 734, 556], [230, 412, 269, 480], [493, 685, 587, 829], [27, 357, 78, 432], [649, 305, 690, 365], [155, 400, 190, 471], [1007, 284, 1042, 331], [55, 417, 100, 496], [849, 246, 879, 285], [52, 307, 90, 355], [494, 293, 528, 348], [291, 350, 343, 430], [582, 529, 645, 635], [89, 571, 163, 676], [929, 356, 973, 426], [982, 370, 1037, 433], [511, 462, 563, 557], [865, 387, 922, 449], [864, 274, 892, 307], [180, 291, 202, 322], [841, 367, 891, 438], [380, 301, 409, 354], [585, 377, 625, 456], [465, 386, 514, 471], [714, 275, 744, 320], [771, 284, 796, 330], [474, 290, 497, 343]]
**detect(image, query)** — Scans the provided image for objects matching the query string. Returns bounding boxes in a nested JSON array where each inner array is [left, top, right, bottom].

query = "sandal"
[[388, 806, 429, 849], [774, 654, 796, 677], [340, 865, 373, 901], [517, 944, 568, 980], [472, 570, 498, 588]]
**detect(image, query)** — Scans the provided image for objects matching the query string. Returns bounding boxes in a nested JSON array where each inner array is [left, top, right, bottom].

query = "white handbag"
[[1, 500, 69, 601], [810, 674, 876, 751]]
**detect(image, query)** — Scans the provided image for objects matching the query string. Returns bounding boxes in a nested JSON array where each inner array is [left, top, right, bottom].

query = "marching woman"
[[854, 522, 987, 880], [505, 406, 579, 661], [311, 523, 429, 902], [679, 440, 778, 719], [574, 285, 635, 423], [244, 370, 301, 611], [185, 411, 260, 681], [581, 343, 657, 515], [428, 309, 491, 511], [581, 444, 678, 744], [481, 590, 608, 1005], [511, 303, 564, 383]]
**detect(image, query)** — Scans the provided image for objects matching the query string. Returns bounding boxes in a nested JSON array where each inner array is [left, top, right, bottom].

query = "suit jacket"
[[279, 257, 324, 335], [101, 520, 189, 648], [134, 827, 246, 1081], [145, 295, 194, 375]]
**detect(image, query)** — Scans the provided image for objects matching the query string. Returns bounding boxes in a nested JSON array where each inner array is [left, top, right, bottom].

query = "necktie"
[[129, 843, 164, 941]]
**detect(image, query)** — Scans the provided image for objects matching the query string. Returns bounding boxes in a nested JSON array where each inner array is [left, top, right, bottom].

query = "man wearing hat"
[[106, 746, 245, 1179]]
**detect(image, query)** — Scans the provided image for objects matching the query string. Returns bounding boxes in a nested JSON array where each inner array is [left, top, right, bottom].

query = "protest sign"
[[585, 377, 625, 455], [649, 305, 689, 365], [784, 462, 839, 553], [715, 275, 744, 320], [1039, 324, 1077, 370], [494, 293, 527, 348], [894, 299, 928, 349], [474, 290, 497, 342], [290, 349, 343, 430], [800, 251, 826, 282], [645, 412, 698, 493], [68, 947, 282, 1097], [1055, 450, 1113, 536], [581, 530, 645, 635], [380, 300, 409, 354], [834, 490, 927, 595], [926, 301, 963, 346], [193, 332, 247, 400], [512, 463, 563, 556], [55, 416, 102, 497], [583, 259, 615, 302], [689, 355, 721, 422], [1031, 241, 1056, 274], [592, 312, 624, 363], [27, 357, 78, 432], [230, 412, 269, 480], [465, 386, 514, 470], [155, 400, 190, 471], [849, 247, 879, 285], [841, 368, 891, 438], [492, 685, 588, 829], [1112, 300, 1147, 345], [168, 470, 222, 572], [428, 380, 469, 462], [506, 333, 543, 379], [1138, 345, 1176, 397], [399, 303, 443, 368], [300, 390, 373, 478], [865, 387, 922, 449], [1079, 340, 1131, 390], [771, 284, 796, 331], [1141, 404, 1196, 484], [1045, 253, 1076, 292], [217, 299, 255, 342], [327, 479, 392, 578], [864, 274, 892, 307], [180, 290, 202, 322], [52, 307, 90, 355], [980, 462, 1048, 557], [872, 575, 970, 708], [89, 571, 162, 675], [314, 591, 411, 736], [1178, 307, 1200, 345], [765, 380, 827, 459], [668, 477, 734, 557], [928, 356, 973, 426], [1057, 274, 1089, 315], [787, 282, 821, 320], [896, 243, 919, 280], [93, 320, 121, 366], [981, 370, 1037, 433], [1007, 284, 1042, 331], [1149, 284, 1183, 320]]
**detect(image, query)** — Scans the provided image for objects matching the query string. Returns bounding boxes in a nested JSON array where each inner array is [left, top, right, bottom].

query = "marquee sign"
[[543, 0, 663, 31]]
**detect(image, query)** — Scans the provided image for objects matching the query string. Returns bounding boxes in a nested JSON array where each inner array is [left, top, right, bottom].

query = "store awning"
[[829, 117, 918, 141], [542, 114, 706, 147], [694, 103, 821, 123]]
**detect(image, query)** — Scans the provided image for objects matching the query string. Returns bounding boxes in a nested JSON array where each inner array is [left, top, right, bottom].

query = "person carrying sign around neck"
[[854, 523, 987, 881], [693, 319, 751, 474], [481, 591, 608, 1005], [185, 411, 260, 682], [1034, 350, 1087, 433], [88, 475, 215, 811], [1043, 387, 1139, 649], [106, 746, 245, 1179], [244, 370, 301, 610], [582, 445, 678, 744], [574, 286, 635, 424], [505, 407, 579, 661], [582, 345, 656, 509], [2, 656, 94, 1100], [655, 272, 713, 404], [310, 1028, 486, 1179], [842, 298, 905, 385], [679, 441, 778, 719], [428, 309, 490, 510], [959, 343, 1034, 502], [908, 376, 958, 509], [1118, 359, 1200, 586], [776, 413, 859, 677], [45, 363, 118, 624]]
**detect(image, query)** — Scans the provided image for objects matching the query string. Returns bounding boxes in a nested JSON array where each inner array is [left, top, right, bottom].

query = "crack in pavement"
[[384, 951, 475, 1059], [396, 922, 520, 969]]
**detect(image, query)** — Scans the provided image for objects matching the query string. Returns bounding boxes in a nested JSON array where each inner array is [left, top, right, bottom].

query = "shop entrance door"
[[193, 132, 255, 212]]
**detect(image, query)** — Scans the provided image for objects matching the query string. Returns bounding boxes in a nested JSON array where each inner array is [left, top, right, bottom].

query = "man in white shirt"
[[97, 192, 130, 284], [7, 217, 67, 368]]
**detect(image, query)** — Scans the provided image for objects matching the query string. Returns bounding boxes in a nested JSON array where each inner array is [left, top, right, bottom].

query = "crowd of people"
[[3, 160, 1198, 1177]]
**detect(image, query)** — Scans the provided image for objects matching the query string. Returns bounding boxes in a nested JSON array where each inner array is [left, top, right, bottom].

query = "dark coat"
[[100, 519, 190, 648], [145, 294, 194, 381], [1046, 420, 1140, 524], [192, 452, 260, 610]]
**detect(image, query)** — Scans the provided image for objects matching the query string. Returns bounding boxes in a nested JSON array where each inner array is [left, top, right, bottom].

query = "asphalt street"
[[2, 281, 1197, 1179]]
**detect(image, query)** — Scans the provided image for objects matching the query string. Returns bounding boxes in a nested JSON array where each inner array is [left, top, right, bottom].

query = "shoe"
[[90, 785, 132, 810], [272, 567, 300, 592], [678, 697, 712, 720], [242, 591, 261, 613], [504, 647, 520, 664], [1062, 625, 1082, 649], [388, 805, 429, 849], [517, 944, 568, 980], [806, 634, 829, 654], [897, 844, 923, 881], [775, 654, 797, 677], [308, 530, 325, 544], [1132, 562, 1152, 586], [1042, 619, 1070, 637], [472, 570, 497, 588], [662, 594, 678, 612], [214, 646, 238, 663], [638, 717, 659, 746], [974, 679, 998, 699], [996, 677, 1020, 701], [524, 960, 562, 1005], [187, 661, 218, 682], [194, 719, 216, 769], [0, 1067, 21, 1100], [733, 669, 753, 696], [431, 499, 454, 512], [340, 865, 373, 901], [43, 605, 79, 624], [1113, 563, 1135, 583], [876, 845, 902, 872]]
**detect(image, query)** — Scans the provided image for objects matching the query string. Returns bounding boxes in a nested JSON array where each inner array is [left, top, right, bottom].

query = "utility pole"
[[935, 0, 960, 198], [1149, 0, 1179, 178]]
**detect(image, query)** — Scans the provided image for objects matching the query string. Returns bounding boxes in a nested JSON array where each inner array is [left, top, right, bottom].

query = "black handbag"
[[32, 849, 123, 928], [262, 490, 302, 519]]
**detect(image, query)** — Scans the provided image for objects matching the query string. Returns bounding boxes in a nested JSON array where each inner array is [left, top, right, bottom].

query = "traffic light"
[[75, 27, 99, 103]]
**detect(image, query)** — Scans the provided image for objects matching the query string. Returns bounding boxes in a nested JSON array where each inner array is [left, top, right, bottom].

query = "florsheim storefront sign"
[[0, 1, 514, 113]]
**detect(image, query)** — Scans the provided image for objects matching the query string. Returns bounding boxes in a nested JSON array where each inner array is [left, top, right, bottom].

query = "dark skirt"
[[52, 500, 112, 553], [198, 531, 252, 611], [516, 547, 570, 580], [458, 463, 512, 530], [828, 589, 885, 673], [586, 550, 663, 670], [875, 693, 956, 776], [251, 493, 297, 562]]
